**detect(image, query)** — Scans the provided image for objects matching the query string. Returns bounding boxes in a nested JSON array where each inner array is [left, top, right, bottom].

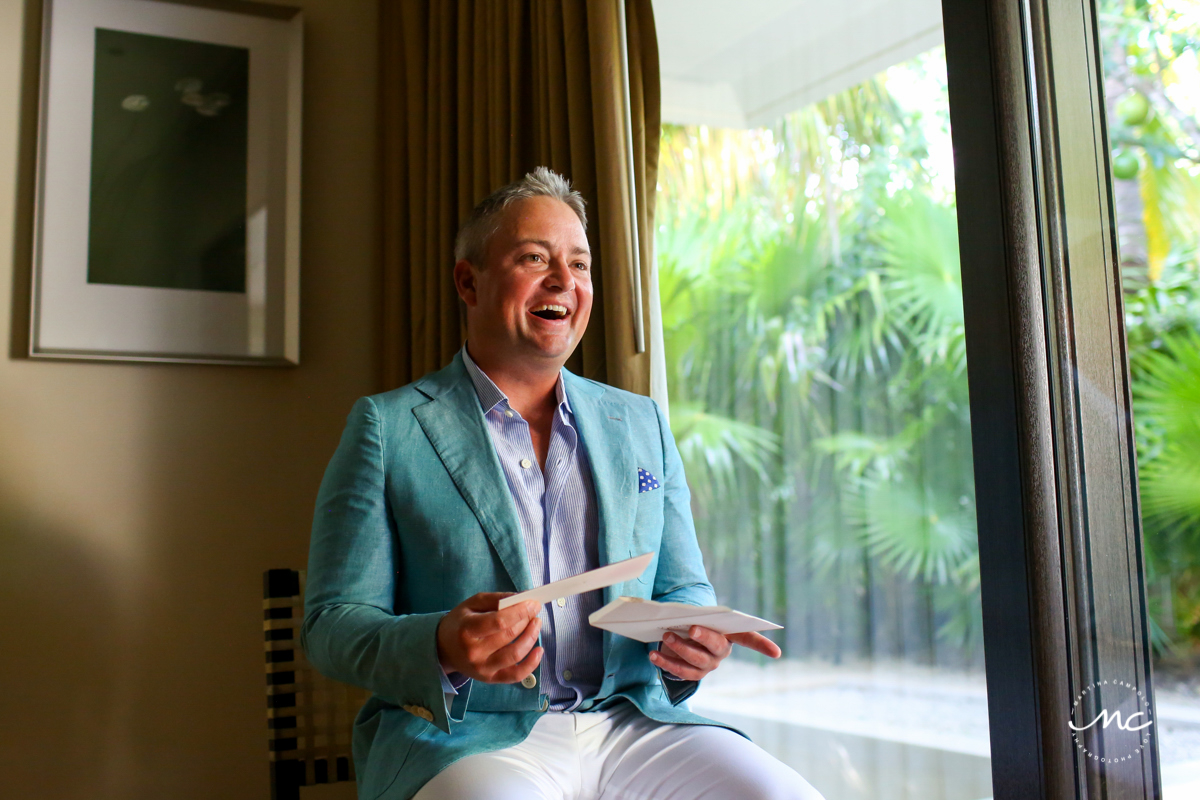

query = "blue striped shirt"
[[461, 346, 604, 711]]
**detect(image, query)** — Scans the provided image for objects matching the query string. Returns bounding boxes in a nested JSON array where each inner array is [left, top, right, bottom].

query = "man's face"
[[457, 196, 593, 368]]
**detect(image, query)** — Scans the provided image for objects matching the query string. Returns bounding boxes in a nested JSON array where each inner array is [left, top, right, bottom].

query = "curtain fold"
[[380, 0, 661, 394]]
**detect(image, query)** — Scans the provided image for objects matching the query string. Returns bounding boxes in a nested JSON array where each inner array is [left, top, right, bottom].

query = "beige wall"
[[0, 1, 378, 797]]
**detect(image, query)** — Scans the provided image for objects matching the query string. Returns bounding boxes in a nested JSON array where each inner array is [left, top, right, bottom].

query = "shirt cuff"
[[438, 664, 471, 694]]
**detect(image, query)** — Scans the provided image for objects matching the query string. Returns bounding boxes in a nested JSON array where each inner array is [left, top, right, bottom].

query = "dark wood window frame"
[[944, 0, 1161, 797]]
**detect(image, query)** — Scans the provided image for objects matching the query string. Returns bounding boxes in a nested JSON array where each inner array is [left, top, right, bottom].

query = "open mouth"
[[530, 304, 570, 321]]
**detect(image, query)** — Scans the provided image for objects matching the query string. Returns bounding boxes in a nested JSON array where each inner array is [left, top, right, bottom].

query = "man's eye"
[[575, 262, 590, 271]]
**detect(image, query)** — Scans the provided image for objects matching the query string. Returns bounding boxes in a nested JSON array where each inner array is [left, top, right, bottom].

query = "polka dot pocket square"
[[637, 467, 660, 493]]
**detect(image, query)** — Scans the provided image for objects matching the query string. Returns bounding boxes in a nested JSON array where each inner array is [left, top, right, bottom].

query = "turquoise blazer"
[[303, 354, 730, 800]]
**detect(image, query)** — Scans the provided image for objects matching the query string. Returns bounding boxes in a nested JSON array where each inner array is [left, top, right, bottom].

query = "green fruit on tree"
[[1112, 149, 1140, 180], [1118, 92, 1151, 126]]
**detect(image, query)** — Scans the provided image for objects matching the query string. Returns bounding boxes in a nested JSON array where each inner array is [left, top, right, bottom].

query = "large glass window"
[[1102, 2, 1200, 796], [653, 3, 990, 798]]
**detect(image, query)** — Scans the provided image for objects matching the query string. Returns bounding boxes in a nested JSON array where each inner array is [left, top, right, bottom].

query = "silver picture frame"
[[30, 0, 302, 365]]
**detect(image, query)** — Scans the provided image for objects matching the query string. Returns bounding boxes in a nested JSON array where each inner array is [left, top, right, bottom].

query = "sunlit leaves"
[[812, 408, 933, 479], [850, 473, 976, 585], [1140, 160, 1171, 280], [669, 403, 780, 506], [656, 47, 980, 662], [873, 196, 966, 374], [1135, 332, 1200, 535]]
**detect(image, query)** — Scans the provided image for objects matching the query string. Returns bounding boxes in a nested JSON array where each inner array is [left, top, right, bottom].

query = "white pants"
[[412, 702, 825, 800]]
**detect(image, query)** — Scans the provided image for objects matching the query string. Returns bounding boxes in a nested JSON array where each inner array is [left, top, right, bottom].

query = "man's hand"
[[436, 592, 544, 684], [649, 627, 781, 682]]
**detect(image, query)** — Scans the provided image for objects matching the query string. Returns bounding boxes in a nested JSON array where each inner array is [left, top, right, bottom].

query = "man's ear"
[[453, 260, 479, 307]]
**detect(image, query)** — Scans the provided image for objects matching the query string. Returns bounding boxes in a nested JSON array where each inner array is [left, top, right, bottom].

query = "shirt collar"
[[461, 345, 572, 417]]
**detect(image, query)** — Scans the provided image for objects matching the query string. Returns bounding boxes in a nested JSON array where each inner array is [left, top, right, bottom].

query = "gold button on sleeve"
[[402, 704, 434, 722]]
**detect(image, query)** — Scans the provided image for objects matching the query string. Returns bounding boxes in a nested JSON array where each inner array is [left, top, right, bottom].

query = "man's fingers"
[[502, 600, 541, 624], [727, 630, 782, 658], [461, 592, 509, 612], [649, 649, 704, 681], [489, 645, 544, 685], [661, 632, 721, 669], [464, 599, 540, 641], [483, 616, 543, 673], [687, 626, 733, 659]]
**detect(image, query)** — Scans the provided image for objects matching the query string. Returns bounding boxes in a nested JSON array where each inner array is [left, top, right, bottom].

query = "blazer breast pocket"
[[631, 488, 664, 584], [626, 546, 658, 591]]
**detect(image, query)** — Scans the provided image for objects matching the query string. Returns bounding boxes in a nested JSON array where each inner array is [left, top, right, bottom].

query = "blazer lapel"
[[563, 371, 638, 592], [412, 355, 534, 593]]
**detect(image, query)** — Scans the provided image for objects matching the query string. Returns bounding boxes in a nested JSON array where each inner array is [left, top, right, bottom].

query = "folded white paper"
[[498, 552, 654, 610], [588, 596, 783, 643]]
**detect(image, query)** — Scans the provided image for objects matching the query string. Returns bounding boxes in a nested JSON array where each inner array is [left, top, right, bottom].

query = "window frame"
[[944, 0, 1161, 797]]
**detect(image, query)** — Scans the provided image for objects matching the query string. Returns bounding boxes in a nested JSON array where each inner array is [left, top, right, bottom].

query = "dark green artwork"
[[87, 29, 249, 292]]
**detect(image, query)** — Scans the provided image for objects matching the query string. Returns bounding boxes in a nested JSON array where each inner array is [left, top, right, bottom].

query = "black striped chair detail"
[[264, 569, 371, 799]]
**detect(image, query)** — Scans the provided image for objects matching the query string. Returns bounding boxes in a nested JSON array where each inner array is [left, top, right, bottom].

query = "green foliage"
[[1135, 332, 1200, 550], [657, 3, 1200, 663], [657, 49, 983, 666], [872, 196, 966, 374], [1101, 0, 1200, 282], [849, 472, 976, 585], [1100, 1, 1200, 653], [670, 403, 780, 505]]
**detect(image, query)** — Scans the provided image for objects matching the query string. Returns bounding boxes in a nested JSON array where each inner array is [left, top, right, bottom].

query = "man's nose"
[[544, 257, 574, 292]]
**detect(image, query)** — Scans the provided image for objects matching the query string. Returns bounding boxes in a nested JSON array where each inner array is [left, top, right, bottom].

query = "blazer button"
[[521, 674, 537, 689], [540, 696, 549, 711], [403, 704, 434, 722]]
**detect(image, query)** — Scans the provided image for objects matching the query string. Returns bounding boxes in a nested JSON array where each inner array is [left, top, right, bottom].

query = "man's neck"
[[465, 343, 560, 420]]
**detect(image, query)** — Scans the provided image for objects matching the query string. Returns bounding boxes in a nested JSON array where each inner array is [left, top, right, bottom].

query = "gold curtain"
[[380, 0, 660, 393]]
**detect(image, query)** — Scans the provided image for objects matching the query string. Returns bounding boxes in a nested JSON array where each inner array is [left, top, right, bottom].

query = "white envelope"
[[588, 596, 782, 643], [497, 552, 654, 610]]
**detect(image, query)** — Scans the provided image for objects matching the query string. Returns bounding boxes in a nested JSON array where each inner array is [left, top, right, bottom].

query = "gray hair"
[[453, 167, 588, 266]]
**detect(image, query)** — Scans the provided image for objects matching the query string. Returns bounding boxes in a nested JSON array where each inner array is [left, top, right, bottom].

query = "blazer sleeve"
[[301, 396, 467, 734], [648, 398, 717, 705]]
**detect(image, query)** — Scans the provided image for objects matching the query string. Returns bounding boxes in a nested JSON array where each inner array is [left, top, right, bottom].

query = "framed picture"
[[30, 0, 303, 365]]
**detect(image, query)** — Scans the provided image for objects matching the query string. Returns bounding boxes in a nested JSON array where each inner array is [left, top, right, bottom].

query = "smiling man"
[[303, 168, 823, 800]]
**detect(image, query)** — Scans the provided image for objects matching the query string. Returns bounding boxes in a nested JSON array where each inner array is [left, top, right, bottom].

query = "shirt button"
[[556, 597, 566, 608], [520, 458, 532, 469], [505, 409, 514, 418], [521, 674, 537, 689], [563, 669, 573, 681]]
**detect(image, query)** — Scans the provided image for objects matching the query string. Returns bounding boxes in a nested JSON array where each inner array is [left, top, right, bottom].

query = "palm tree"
[[656, 59, 984, 667], [657, 5, 1200, 667]]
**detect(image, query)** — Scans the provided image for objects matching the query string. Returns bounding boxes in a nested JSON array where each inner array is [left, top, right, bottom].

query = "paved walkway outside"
[[689, 659, 1200, 800]]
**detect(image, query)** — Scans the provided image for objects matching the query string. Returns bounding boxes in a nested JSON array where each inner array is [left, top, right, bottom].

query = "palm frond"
[[873, 195, 966, 373], [845, 472, 977, 585], [669, 403, 780, 501], [1134, 331, 1200, 535]]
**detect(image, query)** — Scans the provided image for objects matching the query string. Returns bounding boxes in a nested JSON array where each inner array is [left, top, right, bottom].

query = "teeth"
[[531, 304, 569, 320]]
